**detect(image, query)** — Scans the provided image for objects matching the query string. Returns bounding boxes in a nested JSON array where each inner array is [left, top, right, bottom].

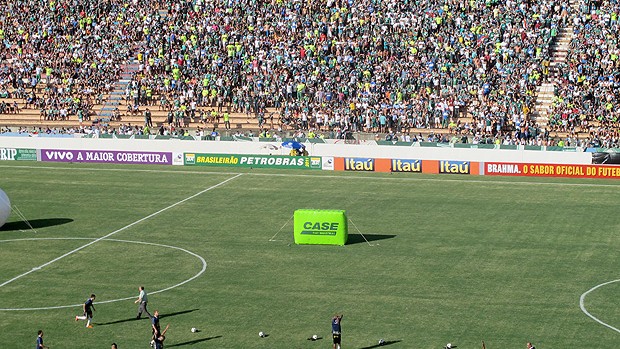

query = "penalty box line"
[[0, 173, 242, 289]]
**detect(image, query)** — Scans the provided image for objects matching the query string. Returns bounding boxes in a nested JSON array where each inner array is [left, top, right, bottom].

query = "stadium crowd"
[[545, 0, 620, 148], [0, 0, 617, 147], [0, 0, 132, 120], [126, 0, 566, 138]]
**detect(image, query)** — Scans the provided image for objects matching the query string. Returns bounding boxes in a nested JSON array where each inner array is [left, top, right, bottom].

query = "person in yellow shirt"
[[223, 111, 230, 129]]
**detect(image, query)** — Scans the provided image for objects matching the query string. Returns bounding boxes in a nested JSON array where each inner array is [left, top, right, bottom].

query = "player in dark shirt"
[[153, 324, 169, 349], [332, 314, 343, 349], [150, 310, 170, 349], [36, 330, 48, 349], [150, 310, 161, 347], [152, 310, 161, 335], [75, 294, 96, 328]]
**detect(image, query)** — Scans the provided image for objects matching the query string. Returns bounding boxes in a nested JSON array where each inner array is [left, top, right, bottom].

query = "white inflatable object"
[[0, 189, 10, 228]]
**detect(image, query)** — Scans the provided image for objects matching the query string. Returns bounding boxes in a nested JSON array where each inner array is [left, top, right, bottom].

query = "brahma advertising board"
[[484, 162, 620, 179]]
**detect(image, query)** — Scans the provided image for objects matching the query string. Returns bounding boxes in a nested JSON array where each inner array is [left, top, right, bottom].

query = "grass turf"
[[0, 162, 618, 349]]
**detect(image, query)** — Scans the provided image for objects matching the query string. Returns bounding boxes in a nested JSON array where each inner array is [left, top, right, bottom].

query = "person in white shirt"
[[134, 286, 151, 319]]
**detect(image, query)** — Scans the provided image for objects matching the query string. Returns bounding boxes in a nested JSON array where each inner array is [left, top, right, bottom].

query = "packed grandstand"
[[0, 0, 618, 147]]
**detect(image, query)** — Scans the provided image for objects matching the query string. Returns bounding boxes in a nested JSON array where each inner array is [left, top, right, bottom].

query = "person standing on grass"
[[111, 343, 118, 349], [135, 286, 151, 319], [332, 314, 343, 349], [36, 330, 48, 349], [527, 342, 536, 349], [150, 309, 161, 346], [75, 294, 96, 328], [153, 324, 170, 349]]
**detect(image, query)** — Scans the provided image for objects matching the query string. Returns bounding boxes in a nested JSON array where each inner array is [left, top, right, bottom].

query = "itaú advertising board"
[[333, 158, 480, 175], [484, 162, 620, 179]]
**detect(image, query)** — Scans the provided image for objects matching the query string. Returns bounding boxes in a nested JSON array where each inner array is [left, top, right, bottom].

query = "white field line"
[[579, 279, 620, 333], [1, 164, 620, 188], [0, 174, 242, 289], [0, 238, 207, 311], [269, 214, 294, 242]]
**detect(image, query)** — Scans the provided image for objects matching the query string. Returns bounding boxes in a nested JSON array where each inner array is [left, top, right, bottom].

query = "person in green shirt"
[[223, 111, 230, 129]]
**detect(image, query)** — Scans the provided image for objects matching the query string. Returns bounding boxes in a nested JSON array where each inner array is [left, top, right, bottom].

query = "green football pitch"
[[0, 162, 618, 349]]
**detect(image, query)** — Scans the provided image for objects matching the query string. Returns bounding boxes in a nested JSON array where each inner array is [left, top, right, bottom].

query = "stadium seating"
[[1, 0, 615, 147]]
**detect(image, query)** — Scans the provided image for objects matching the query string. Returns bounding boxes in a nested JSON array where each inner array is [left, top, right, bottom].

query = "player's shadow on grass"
[[0, 218, 73, 231], [97, 317, 141, 326], [359, 340, 402, 348], [167, 336, 222, 347], [159, 308, 199, 319], [97, 309, 199, 326], [347, 233, 396, 245]]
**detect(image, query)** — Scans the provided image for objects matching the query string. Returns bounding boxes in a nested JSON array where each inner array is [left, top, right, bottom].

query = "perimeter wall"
[[1, 136, 619, 179]]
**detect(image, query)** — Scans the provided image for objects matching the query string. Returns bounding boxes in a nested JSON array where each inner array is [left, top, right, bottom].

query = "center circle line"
[[0, 237, 207, 311]]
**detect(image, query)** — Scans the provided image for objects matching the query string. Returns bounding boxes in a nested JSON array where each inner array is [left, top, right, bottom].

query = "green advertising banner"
[[420, 142, 451, 148], [454, 143, 496, 149], [184, 153, 322, 170], [0, 148, 37, 161], [294, 209, 348, 245], [499, 145, 519, 150]]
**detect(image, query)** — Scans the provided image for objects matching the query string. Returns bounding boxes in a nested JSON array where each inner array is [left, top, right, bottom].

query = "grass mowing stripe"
[[0, 174, 241, 289], [2, 163, 620, 188]]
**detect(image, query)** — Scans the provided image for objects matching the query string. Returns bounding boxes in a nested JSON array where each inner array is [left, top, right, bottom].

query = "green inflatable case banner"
[[294, 209, 348, 245]]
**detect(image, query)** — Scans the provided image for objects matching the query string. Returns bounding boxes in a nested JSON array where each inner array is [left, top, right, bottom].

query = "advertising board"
[[0, 148, 37, 161], [484, 162, 620, 179], [183, 153, 321, 169], [40, 149, 172, 165]]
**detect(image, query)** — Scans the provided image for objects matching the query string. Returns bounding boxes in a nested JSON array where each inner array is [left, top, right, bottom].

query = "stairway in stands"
[[96, 63, 139, 126], [532, 0, 578, 128], [96, 9, 168, 127]]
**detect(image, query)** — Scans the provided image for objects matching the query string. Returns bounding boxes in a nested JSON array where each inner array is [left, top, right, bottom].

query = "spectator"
[[0, 0, 596, 145]]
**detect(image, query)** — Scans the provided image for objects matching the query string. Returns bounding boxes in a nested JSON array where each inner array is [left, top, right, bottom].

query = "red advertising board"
[[484, 162, 620, 179], [333, 158, 480, 175]]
